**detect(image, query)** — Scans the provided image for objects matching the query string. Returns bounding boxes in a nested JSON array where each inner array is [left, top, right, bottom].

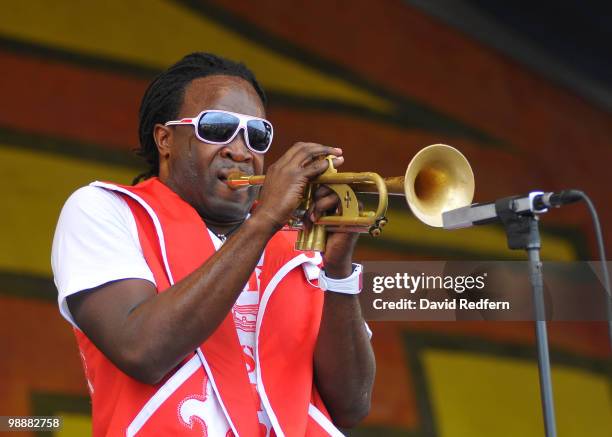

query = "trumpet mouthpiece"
[[226, 173, 266, 189]]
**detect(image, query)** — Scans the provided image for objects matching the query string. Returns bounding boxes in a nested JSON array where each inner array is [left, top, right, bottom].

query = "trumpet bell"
[[404, 144, 474, 227]]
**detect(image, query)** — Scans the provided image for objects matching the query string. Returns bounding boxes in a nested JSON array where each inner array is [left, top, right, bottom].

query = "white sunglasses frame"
[[164, 109, 273, 154]]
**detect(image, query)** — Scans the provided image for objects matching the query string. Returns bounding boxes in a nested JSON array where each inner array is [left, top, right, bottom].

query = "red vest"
[[74, 178, 343, 436]]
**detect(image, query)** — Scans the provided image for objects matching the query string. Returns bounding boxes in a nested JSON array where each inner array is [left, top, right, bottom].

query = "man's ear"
[[153, 123, 173, 160]]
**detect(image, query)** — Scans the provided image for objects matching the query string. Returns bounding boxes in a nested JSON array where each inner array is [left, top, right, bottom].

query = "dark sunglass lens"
[[198, 112, 239, 142], [246, 120, 272, 151]]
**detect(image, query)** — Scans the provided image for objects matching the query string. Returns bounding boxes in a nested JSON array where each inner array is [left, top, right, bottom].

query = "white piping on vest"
[[255, 252, 321, 437], [91, 182, 174, 285], [95, 182, 239, 436], [125, 354, 201, 437], [195, 348, 239, 436], [308, 403, 344, 437]]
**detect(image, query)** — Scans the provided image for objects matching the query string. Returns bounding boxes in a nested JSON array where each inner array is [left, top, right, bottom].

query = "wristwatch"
[[318, 263, 363, 294]]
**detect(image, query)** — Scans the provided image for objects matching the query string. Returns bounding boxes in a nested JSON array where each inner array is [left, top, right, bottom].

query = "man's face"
[[162, 75, 266, 224]]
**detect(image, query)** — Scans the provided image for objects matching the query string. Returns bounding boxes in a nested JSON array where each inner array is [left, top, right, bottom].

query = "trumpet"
[[228, 144, 474, 251]]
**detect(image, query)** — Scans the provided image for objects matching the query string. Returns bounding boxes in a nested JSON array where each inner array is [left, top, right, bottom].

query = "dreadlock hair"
[[133, 52, 267, 184]]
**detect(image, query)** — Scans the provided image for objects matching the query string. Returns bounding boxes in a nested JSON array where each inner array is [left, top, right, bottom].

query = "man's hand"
[[308, 183, 374, 429], [308, 185, 360, 278], [254, 142, 343, 230], [256, 141, 359, 274]]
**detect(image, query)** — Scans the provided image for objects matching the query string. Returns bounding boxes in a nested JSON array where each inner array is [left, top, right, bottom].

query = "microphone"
[[442, 190, 584, 229], [531, 189, 583, 210]]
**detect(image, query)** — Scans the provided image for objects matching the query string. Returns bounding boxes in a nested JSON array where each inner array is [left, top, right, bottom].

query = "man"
[[52, 52, 375, 436]]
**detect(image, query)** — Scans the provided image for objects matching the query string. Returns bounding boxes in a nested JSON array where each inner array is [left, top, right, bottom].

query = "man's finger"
[[313, 185, 334, 200], [289, 143, 342, 168], [309, 193, 341, 222], [301, 156, 340, 178], [278, 142, 336, 162], [299, 151, 343, 169]]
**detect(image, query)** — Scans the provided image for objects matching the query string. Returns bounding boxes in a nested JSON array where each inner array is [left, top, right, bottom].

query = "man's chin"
[[207, 193, 255, 221]]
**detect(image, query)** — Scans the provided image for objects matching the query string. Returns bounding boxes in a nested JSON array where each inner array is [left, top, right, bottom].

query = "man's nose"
[[219, 129, 252, 162]]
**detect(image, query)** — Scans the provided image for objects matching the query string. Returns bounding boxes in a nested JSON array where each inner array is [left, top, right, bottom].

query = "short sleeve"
[[51, 185, 156, 328]]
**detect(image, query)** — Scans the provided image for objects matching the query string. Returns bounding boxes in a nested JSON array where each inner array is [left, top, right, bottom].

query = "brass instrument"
[[228, 144, 474, 251]]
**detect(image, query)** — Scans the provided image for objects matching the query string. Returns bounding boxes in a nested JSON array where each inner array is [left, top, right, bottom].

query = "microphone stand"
[[443, 192, 558, 437], [494, 196, 557, 437], [443, 189, 612, 437]]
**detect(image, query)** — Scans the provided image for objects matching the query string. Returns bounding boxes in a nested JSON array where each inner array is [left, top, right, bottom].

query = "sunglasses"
[[164, 109, 273, 153]]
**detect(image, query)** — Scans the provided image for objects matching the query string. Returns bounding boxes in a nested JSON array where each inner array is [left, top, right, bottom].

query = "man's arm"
[[68, 215, 275, 384], [313, 238, 376, 428], [310, 188, 376, 428], [67, 143, 343, 385]]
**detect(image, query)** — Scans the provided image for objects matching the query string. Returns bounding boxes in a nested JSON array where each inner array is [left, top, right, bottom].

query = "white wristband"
[[319, 264, 363, 294]]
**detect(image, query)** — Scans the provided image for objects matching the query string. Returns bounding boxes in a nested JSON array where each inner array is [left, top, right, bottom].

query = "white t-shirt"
[[51, 185, 272, 435]]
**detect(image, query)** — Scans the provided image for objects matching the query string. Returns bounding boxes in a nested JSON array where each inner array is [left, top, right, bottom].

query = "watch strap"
[[318, 263, 363, 294]]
